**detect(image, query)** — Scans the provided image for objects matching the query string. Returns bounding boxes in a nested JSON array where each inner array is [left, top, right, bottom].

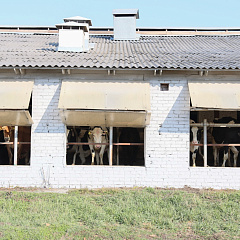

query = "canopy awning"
[[0, 110, 33, 126], [188, 81, 240, 109], [59, 81, 150, 110], [0, 80, 33, 109], [58, 81, 151, 127], [0, 80, 34, 125], [59, 109, 150, 127]]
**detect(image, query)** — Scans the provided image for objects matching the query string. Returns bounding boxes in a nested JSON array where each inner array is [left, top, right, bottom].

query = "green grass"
[[0, 187, 239, 239]]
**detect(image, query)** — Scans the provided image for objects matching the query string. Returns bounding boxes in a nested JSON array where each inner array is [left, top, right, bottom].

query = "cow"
[[66, 128, 75, 151], [212, 117, 240, 167], [88, 127, 108, 165], [72, 128, 90, 165], [0, 128, 9, 165], [0, 126, 14, 165], [190, 120, 202, 167], [0, 126, 31, 165], [66, 127, 90, 165]]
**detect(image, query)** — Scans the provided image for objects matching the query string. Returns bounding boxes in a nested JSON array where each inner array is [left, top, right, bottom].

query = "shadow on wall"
[[33, 82, 65, 134], [157, 81, 189, 134]]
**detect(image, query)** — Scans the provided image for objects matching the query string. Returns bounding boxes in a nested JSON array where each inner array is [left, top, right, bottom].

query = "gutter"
[[0, 67, 239, 77], [0, 67, 236, 71]]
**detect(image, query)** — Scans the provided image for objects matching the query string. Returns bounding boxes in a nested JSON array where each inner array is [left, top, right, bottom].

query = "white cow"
[[88, 127, 108, 165], [190, 120, 202, 167]]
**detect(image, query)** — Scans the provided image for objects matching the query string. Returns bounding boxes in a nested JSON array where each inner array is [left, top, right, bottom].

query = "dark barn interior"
[[0, 96, 32, 165], [190, 110, 240, 167], [66, 126, 144, 166]]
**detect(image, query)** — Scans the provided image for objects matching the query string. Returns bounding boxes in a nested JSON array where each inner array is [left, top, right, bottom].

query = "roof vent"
[[55, 16, 92, 52], [113, 9, 139, 40]]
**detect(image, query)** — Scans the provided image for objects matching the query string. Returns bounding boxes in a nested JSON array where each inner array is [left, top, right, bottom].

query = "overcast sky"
[[0, 0, 240, 28]]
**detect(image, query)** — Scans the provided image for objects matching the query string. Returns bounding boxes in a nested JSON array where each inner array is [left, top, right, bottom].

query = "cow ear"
[[103, 131, 108, 135], [88, 131, 92, 135]]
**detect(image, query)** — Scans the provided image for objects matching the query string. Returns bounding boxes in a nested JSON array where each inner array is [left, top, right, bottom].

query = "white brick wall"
[[0, 73, 240, 189], [31, 79, 66, 167]]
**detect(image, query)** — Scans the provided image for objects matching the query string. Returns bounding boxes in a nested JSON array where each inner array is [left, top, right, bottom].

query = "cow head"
[[190, 120, 201, 145], [88, 127, 108, 149], [0, 126, 13, 142]]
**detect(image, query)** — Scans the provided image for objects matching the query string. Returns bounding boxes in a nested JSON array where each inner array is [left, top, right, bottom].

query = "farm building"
[[0, 9, 240, 189]]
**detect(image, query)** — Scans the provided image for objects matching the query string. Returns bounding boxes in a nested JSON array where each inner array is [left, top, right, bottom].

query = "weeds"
[[0, 188, 239, 239]]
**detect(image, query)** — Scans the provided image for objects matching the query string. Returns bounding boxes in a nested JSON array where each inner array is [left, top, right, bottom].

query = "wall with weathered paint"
[[0, 71, 240, 189]]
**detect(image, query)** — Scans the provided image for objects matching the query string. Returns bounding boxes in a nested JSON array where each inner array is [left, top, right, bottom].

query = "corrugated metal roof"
[[0, 33, 240, 69]]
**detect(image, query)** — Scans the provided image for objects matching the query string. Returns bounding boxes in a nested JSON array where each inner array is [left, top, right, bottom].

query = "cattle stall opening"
[[0, 95, 32, 166], [190, 110, 240, 167], [66, 126, 145, 166]]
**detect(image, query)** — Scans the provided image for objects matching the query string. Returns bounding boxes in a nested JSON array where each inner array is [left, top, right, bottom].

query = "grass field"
[[0, 187, 239, 239]]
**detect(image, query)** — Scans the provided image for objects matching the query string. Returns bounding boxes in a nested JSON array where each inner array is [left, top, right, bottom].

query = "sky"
[[0, 0, 240, 28]]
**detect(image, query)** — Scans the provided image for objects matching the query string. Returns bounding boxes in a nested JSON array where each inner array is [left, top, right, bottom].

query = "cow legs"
[[24, 155, 30, 165], [198, 147, 204, 161], [91, 149, 95, 165], [88, 143, 95, 165], [227, 148, 231, 167], [6, 146, 13, 165], [72, 148, 78, 165], [17, 144, 30, 165], [230, 146, 239, 167], [192, 152, 197, 167], [99, 152, 103, 165], [213, 146, 219, 167], [17, 144, 22, 165], [95, 152, 100, 165], [99, 146, 106, 165], [72, 147, 89, 165], [222, 150, 228, 167], [79, 146, 86, 165], [222, 147, 238, 167], [73, 133, 89, 165]]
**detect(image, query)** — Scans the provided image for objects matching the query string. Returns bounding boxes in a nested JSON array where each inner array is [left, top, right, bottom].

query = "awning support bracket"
[[154, 69, 162, 76], [14, 68, 26, 75], [107, 70, 116, 75], [62, 69, 71, 75], [198, 70, 208, 76]]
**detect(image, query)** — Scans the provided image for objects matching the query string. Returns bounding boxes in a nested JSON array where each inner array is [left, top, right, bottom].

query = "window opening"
[[66, 126, 145, 166], [0, 95, 32, 166], [160, 83, 169, 91], [190, 110, 240, 168]]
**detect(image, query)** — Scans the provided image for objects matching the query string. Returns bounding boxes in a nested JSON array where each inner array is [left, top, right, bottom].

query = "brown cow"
[[0, 126, 31, 165], [0, 126, 14, 165]]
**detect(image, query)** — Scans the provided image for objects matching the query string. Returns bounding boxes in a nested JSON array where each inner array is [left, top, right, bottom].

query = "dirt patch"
[[156, 186, 238, 194], [0, 187, 69, 194], [0, 186, 238, 194]]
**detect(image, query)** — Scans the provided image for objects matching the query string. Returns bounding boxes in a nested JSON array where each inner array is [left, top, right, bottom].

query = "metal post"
[[14, 126, 18, 166], [116, 127, 119, 165], [109, 126, 113, 166], [203, 119, 207, 167]]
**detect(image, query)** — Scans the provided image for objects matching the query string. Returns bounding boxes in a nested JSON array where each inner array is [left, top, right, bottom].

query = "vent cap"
[[113, 9, 139, 40], [55, 16, 92, 52]]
